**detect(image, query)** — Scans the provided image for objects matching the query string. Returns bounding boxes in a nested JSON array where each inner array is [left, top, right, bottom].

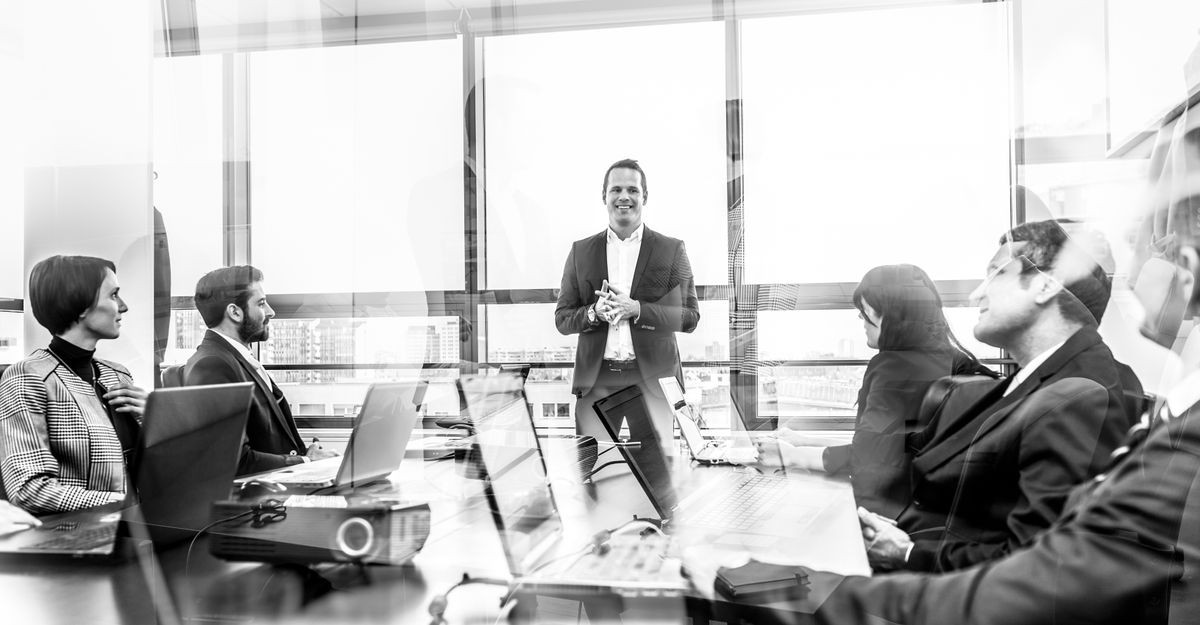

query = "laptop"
[[659, 377, 758, 465], [464, 372, 689, 596], [254, 381, 427, 490], [594, 385, 825, 548], [0, 382, 253, 558]]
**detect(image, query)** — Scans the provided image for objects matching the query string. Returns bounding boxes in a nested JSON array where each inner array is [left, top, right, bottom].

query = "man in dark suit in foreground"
[[183, 266, 337, 475], [555, 158, 699, 446], [812, 213, 1200, 624], [857, 221, 1133, 573]]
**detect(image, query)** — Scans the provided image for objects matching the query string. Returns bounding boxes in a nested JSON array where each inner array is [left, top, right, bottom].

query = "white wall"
[[22, 0, 156, 385]]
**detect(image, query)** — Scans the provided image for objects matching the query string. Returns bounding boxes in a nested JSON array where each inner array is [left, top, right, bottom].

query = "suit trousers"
[[574, 360, 675, 456]]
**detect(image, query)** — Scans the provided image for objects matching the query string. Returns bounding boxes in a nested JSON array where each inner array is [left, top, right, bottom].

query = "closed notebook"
[[714, 559, 810, 600]]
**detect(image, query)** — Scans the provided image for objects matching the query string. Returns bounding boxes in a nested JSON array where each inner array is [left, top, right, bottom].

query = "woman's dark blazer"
[[823, 349, 987, 519]]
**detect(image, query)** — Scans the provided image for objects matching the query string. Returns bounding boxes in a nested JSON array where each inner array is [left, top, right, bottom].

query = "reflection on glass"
[[262, 317, 460, 367], [0, 311, 22, 365], [249, 40, 465, 293], [1107, 0, 1200, 143], [760, 365, 866, 419], [152, 55, 223, 297], [759, 308, 999, 361], [484, 21, 727, 289], [741, 3, 1010, 283], [0, 37, 20, 299], [272, 369, 459, 418], [487, 300, 728, 364], [464, 374, 561, 573]]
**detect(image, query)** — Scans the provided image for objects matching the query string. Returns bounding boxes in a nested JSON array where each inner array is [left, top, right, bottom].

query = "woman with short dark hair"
[[760, 264, 997, 518], [0, 255, 147, 515]]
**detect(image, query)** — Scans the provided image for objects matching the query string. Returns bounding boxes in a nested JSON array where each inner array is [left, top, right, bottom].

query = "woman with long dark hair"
[[761, 264, 996, 518]]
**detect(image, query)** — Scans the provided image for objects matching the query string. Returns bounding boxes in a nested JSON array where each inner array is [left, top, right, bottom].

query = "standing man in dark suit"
[[555, 158, 700, 446], [809, 209, 1200, 625], [861, 220, 1132, 573], [183, 266, 337, 476]]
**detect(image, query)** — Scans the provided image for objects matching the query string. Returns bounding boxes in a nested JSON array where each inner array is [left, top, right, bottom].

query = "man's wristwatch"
[[587, 304, 598, 324]]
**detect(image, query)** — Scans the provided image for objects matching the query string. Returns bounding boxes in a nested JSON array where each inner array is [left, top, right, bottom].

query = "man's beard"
[[238, 316, 269, 343]]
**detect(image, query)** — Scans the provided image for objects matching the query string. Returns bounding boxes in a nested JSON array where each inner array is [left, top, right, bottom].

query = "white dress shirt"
[[603, 223, 644, 361], [1003, 339, 1068, 397], [213, 330, 274, 390]]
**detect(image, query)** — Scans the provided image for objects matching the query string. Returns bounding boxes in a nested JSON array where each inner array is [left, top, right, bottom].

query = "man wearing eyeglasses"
[[804, 204, 1200, 624], [857, 220, 1135, 574]]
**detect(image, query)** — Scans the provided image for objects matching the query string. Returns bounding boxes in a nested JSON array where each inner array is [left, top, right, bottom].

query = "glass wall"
[[1, 20, 22, 363], [133, 0, 1200, 431]]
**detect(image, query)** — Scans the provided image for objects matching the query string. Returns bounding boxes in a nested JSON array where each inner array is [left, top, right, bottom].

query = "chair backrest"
[[914, 374, 1002, 431], [160, 364, 185, 389]]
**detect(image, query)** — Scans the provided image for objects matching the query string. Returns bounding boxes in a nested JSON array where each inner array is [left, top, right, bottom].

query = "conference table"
[[0, 433, 869, 624]]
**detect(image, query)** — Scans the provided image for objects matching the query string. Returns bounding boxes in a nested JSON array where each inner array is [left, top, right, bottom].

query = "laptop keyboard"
[[23, 525, 117, 551], [685, 473, 789, 531], [563, 533, 672, 581]]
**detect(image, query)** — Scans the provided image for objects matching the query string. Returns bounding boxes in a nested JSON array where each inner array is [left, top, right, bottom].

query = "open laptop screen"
[[463, 373, 561, 575], [335, 381, 427, 487], [593, 385, 679, 519], [658, 377, 707, 454], [130, 382, 254, 545]]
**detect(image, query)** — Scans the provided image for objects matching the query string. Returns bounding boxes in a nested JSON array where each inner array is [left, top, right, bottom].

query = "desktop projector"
[[208, 495, 431, 566]]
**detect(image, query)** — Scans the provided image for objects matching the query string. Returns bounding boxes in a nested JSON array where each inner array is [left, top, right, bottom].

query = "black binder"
[[714, 559, 810, 600]]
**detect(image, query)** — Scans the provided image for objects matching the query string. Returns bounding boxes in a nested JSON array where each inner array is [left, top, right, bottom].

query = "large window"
[[151, 0, 1185, 428], [740, 3, 1011, 285], [153, 54, 224, 297], [482, 22, 728, 290], [1107, 0, 1200, 144], [249, 40, 465, 294], [1, 28, 21, 363]]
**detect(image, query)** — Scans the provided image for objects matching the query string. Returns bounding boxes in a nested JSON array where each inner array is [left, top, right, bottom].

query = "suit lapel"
[[204, 332, 299, 447], [629, 227, 655, 297], [917, 380, 1012, 471], [917, 328, 1102, 473], [588, 231, 608, 288]]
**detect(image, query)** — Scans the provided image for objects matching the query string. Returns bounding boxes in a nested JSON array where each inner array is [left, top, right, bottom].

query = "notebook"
[[659, 377, 758, 465], [0, 382, 253, 559], [593, 385, 819, 548], [252, 381, 427, 490], [465, 372, 689, 596]]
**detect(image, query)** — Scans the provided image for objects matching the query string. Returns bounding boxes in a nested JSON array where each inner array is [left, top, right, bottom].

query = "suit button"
[[913, 499, 923, 509]]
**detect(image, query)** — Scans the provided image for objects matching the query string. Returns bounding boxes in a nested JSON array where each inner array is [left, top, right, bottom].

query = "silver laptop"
[[0, 382, 253, 559], [465, 373, 689, 596], [255, 381, 426, 490], [659, 377, 758, 465]]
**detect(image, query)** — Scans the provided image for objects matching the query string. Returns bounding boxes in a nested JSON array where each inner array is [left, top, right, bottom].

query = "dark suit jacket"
[[816, 392, 1200, 625], [897, 327, 1130, 572], [822, 349, 987, 519], [554, 227, 699, 396], [183, 330, 305, 475]]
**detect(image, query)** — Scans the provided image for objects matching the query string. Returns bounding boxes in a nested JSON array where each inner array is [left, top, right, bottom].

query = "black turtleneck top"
[[47, 336, 141, 467]]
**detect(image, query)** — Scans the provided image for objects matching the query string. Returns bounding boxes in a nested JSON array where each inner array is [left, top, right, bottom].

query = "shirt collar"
[[212, 329, 259, 363], [1005, 338, 1067, 396], [607, 223, 645, 244], [1167, 369, 1200, 417]]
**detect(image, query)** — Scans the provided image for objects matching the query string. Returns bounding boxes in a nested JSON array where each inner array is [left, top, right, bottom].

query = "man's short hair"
[[602, 158, 648, 201], [1004, 220, 1112, 326], [194, 266, 264, 328], [28, 255, 117, 336]]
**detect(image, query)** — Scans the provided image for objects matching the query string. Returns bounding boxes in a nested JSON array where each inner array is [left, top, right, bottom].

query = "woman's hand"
[[754, 438, 826, 471], [104, 383, 148, 418]]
